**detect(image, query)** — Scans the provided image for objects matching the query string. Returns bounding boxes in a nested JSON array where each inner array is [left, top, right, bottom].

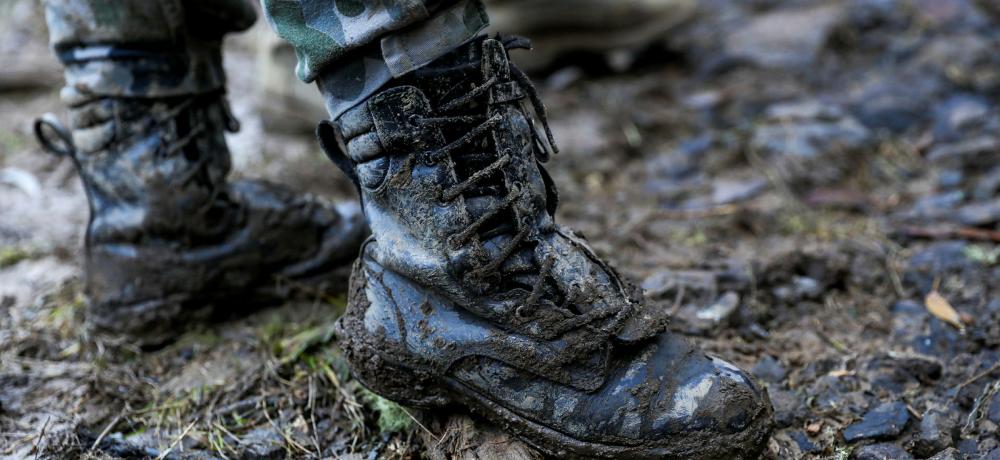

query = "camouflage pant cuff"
[[317, 0, 488, 120], [382, 0, 488, 77], [57, 43, 227, 102]]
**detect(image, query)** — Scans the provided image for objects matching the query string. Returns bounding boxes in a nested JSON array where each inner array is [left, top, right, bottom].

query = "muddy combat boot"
[[324, 36, 772, 459], [36, 1, 367, 346]]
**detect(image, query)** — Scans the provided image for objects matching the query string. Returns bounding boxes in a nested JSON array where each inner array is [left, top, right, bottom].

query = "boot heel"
[[335, 297, 450, 409]]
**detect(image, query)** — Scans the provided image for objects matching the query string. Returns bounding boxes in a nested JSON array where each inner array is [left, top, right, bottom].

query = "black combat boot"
[[37, 1, 366, 346], [35, 90, 366, 346], [322, 36, 772, 459]]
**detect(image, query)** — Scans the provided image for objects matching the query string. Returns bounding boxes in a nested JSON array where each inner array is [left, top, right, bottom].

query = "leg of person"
[[36, 0, 368, 347], [261, 2, 774, 458]]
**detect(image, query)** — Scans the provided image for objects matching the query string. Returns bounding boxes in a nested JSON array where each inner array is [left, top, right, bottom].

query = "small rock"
[[908, 409, 957, 457], [790, 431, 821, 454], [854, 443, 914, 460], [640, 269, 717, 299], [933, 94, 993, 143], [938, 169, 965, 189], [867, 353, 943, 393], [908, 242, 972, 273], [973, 166, 1000, 201], [768, 385, 809, 428], [792, 276, 823, 299], [0, 168, 42, 198], [239, 427, 286, 460], [695, 291, 741, 324], [956, 438, 978, 456], [912, 315, 964, 359], [928, 447, 964, 460], [903, 191, 966, 222], [926, 136, 1000, 168], [985, 447, 1000, 460], [753, 105, 871, 159], [751, 101, 872, 186], [724, 4, 847, 69], [905, 242, 976, 293], [850, 74, 939, 132], [989, 391, 1000, 424], [956, 198, 1000, 226], [711, 178, 768, 205], [891, 299, 928, 337], [843, 401, 911, 442], [751, 355, 788, 383]]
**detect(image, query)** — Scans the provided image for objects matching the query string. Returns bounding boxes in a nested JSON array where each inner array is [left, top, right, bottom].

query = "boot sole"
[[337, 267, 774, 460]]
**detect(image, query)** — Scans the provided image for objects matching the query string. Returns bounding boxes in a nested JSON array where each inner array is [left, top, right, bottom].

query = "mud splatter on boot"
[[323, 36, 773, 459]]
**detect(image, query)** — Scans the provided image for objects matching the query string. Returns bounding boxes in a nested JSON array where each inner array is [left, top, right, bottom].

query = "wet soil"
[[2, 0, 999, 459]]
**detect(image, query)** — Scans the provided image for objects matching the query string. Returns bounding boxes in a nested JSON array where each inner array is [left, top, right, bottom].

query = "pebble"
[[752, 105, 871, 159], [850, 75, 938, 132], [789, 431, 821, 454], [989, 391, 1000, 424], [909, 409, 957, 457], [956, 438, 979, 456], [926, 136, 1000, 167], [854, 442, 914, 460], [928, 447, 964, 460], [905, 241, 975, 294], [956, 198, 1000, 226], [640, 269, 717, 299], [908, 242, 973, 274], [904, 191, 966, 221], [867, 353, 943, 393], [750, 100, 872, 186], [694, 291, 741, 324], [843, 401, 911, 442], [711, 177, 768, 205], [239, 427, 286, 460], [751, 355, 788, 383], [768, 385, 809, 428], [938, 169, 965, 189], [973, 166, 1000, 201], [723, 4, 846, 69], [932, 94, 993, 142]]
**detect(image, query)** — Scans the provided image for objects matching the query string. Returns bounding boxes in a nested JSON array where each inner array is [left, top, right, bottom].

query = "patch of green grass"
[[277, 321, 339, 365], [359, 388, 415, 434], [834, 445, 854, 460], [0, 130, 27, 156], [777, 209, 881, 242], [0, 245, 38, 268], [667, 227, 709, 247], [964, 244, 1000, 265]]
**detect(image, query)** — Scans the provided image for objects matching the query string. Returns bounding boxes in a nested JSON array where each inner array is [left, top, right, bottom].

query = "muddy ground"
[[2, 0, 999, 459]]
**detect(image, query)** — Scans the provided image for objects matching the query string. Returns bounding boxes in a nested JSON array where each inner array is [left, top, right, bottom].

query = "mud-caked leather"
[[325, 37, 772, 459], [37, 93, 367, 346]]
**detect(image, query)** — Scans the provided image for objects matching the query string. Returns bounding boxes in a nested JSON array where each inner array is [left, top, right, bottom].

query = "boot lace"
[[411, 38, 595, 328], [35, 92, 240, 216]]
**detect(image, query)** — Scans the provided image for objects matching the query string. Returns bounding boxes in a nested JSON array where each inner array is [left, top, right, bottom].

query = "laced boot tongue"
[[401, 37, 601, 324]]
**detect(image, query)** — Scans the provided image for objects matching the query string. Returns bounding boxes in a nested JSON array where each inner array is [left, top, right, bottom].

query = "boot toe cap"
[[644, 344, 773, 458]]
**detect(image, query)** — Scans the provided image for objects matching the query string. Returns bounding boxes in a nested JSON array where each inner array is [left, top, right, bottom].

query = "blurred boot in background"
[[36, 0, 367, 347]]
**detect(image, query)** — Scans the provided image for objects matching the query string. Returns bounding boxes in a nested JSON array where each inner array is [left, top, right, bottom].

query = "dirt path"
[[2, 1, 999, 459]]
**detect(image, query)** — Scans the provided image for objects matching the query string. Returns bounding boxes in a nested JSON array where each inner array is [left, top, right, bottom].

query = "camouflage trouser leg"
[[43, 0, 257, 102], [261, 0, 489, 118]]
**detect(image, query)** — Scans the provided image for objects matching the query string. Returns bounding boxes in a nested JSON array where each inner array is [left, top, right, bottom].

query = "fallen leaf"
[[828, 369, 855, 378], [925, 290, 964, 331]]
